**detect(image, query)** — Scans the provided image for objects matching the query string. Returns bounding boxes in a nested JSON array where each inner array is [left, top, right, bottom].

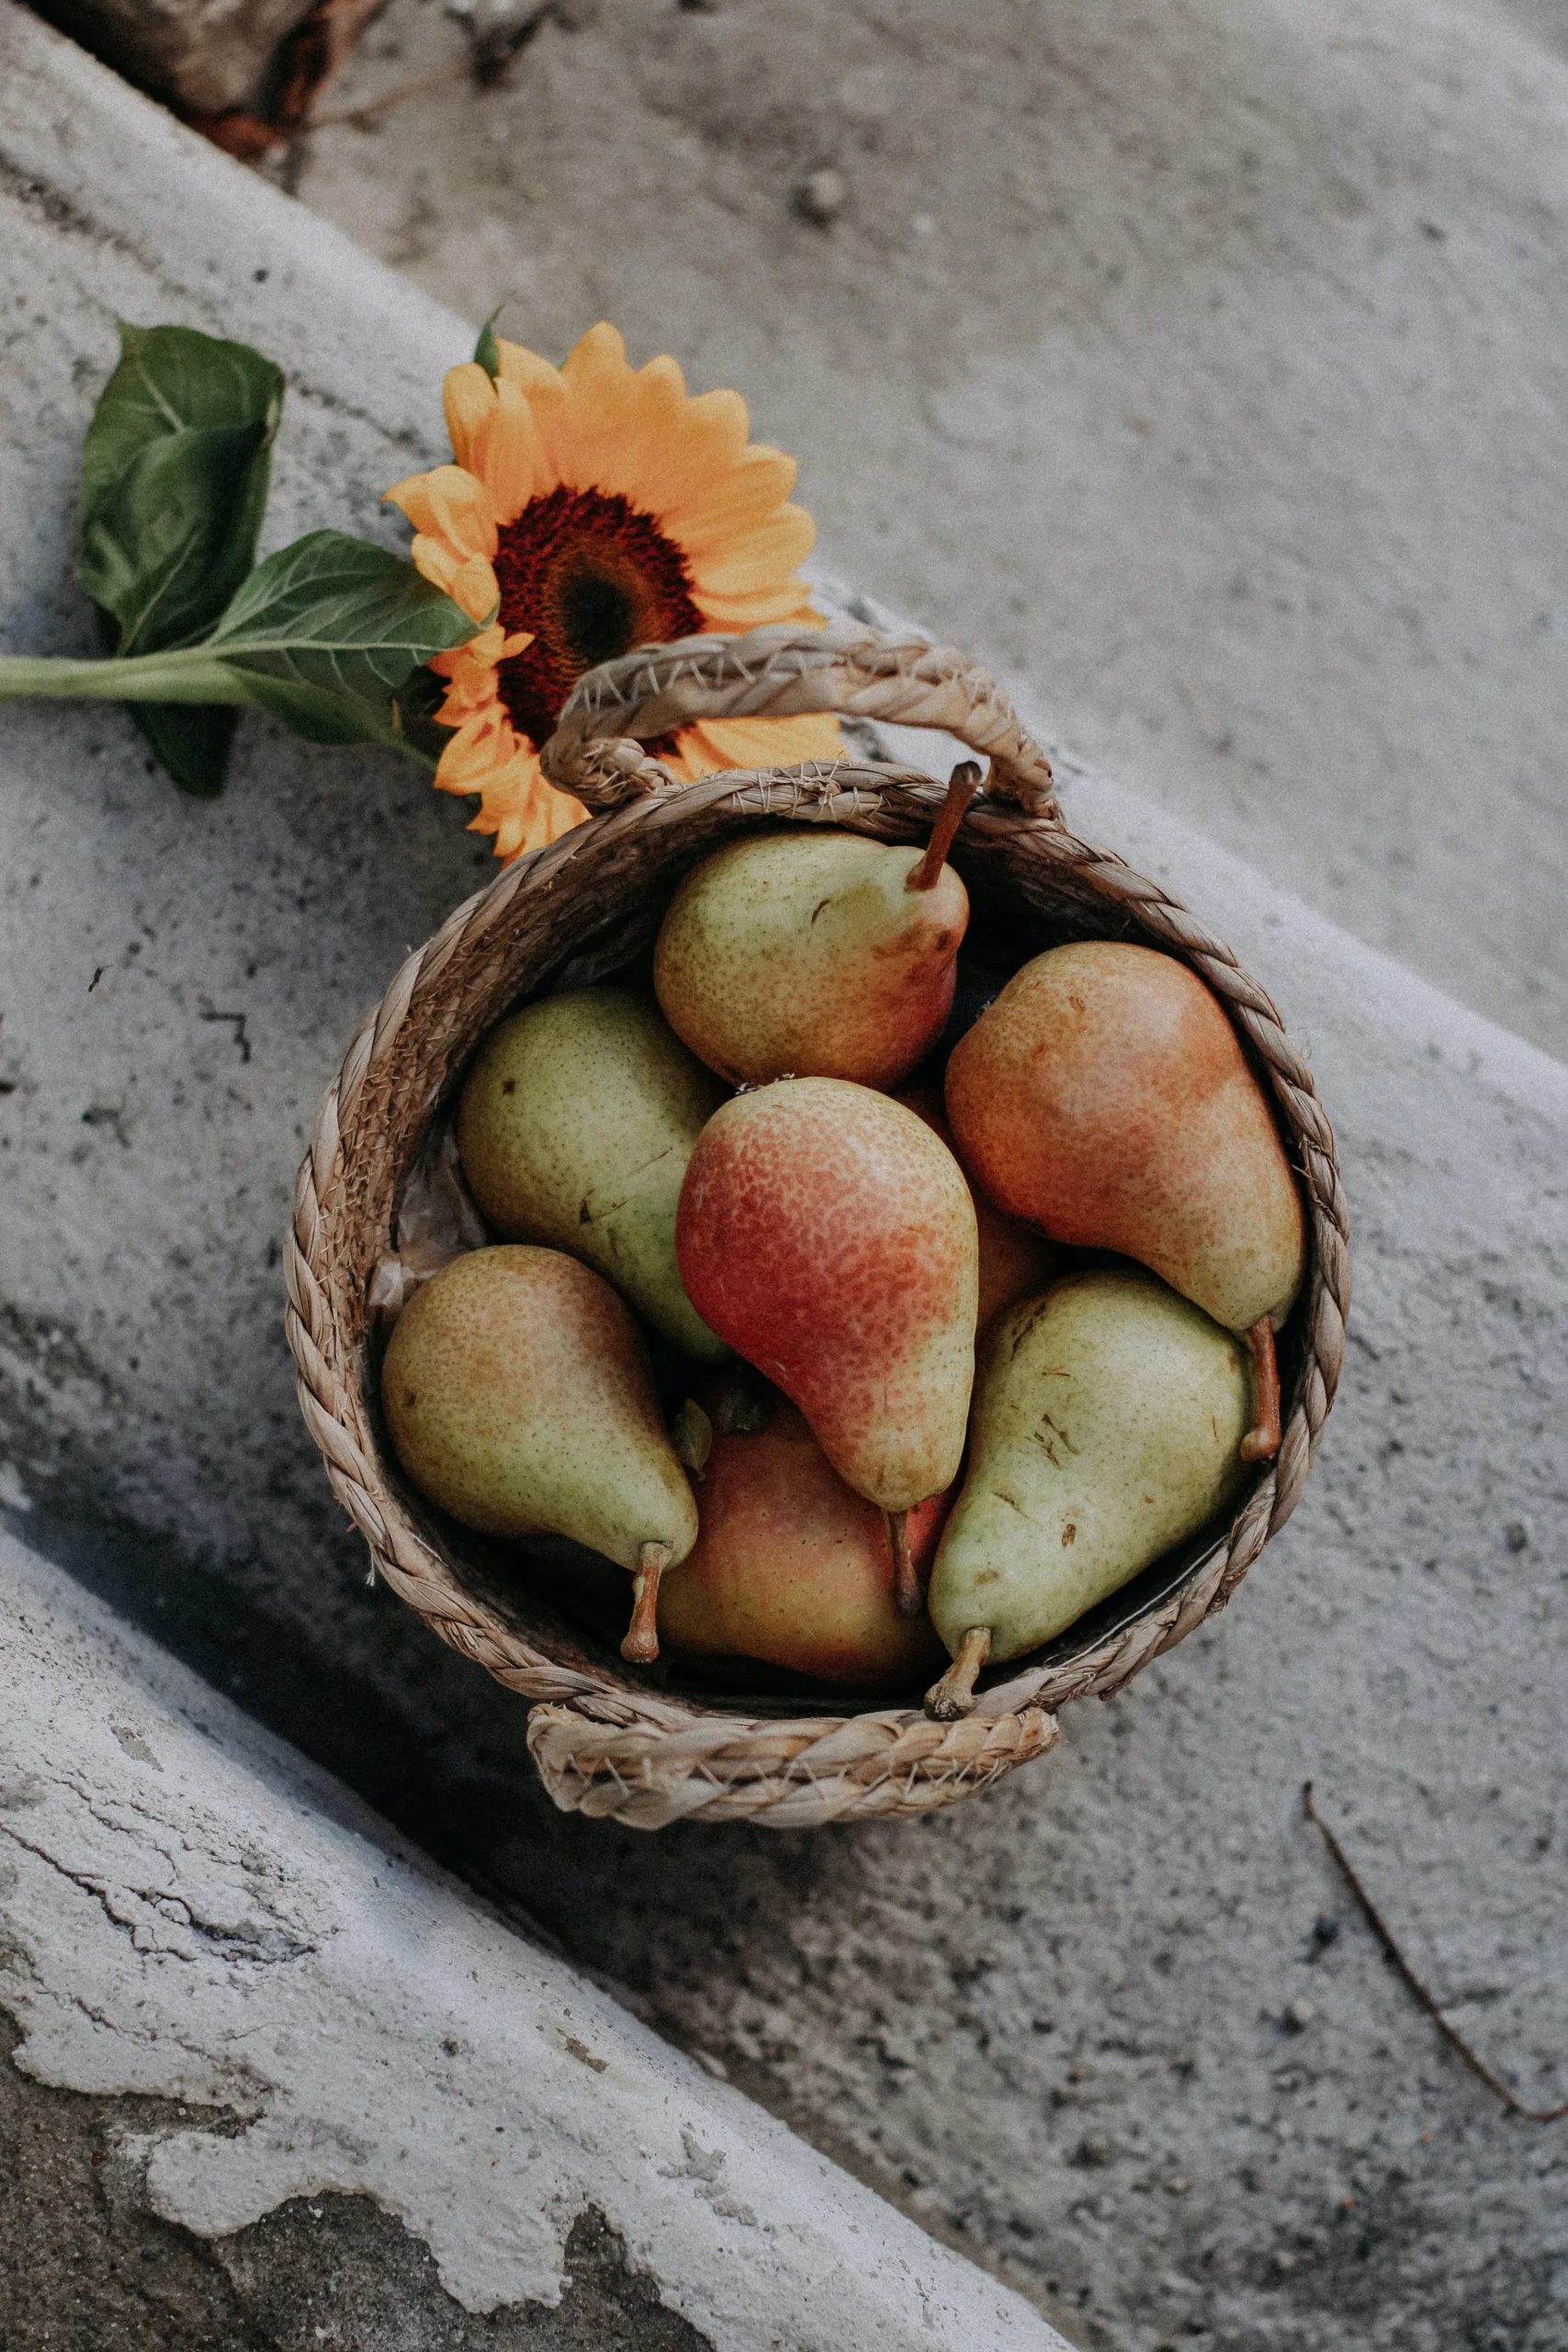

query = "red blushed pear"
[[895, 1081, 1064, 1330], [658, 1385, 947, 1690], [675, 1078, 978, 1611], [944, 941, 1304, 1461], [653, 764, 981, 1090]]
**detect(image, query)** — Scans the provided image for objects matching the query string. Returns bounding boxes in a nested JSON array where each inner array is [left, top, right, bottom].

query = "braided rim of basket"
[[285, 625, 1349, 1829]]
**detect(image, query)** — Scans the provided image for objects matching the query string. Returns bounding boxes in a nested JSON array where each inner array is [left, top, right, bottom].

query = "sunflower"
[[385, 323, 841, 861]]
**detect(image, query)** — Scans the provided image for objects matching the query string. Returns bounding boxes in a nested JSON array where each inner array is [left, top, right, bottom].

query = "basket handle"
[[538, 622, 1060, 820]]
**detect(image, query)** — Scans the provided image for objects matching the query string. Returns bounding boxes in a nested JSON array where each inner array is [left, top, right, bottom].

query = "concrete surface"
[[266, 0, 1568, 1064], [0, 2081, 708, 2352], [1, 12, 1566, 2351], [0, 1530, 1064, 2349]]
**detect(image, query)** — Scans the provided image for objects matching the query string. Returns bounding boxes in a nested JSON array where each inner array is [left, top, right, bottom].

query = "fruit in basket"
[[381, 1245, 697, 1663], [944, 940, 1303, 1461], [676, 1077, 977, 1611], [895, 1081, 1062, 1329], [924, 1268, 1251, 1718], [658, 1382, 947, 1690], [456, 988, 727, 1361], [652, 763, 981, 1089]]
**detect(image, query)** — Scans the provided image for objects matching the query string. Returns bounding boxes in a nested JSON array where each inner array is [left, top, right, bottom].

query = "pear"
[[675, 1079, 978, 1574], [925, 1269, 1251, 1718], [456, 987, 726, 1361], [658, 1382, 946, 1691], [381, 1245, 698, 1662], [652, 765, 980, 1090], [945, 940, 1303, 1460], [895, 1081, 1064, 1329]]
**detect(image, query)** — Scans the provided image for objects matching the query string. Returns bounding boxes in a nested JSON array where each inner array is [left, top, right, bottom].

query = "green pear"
[[381, 1245, 698, 1661], [456, 987, 726, 1361], [926, 1268, 1251, 1717], [652, 769, 978, 1089]]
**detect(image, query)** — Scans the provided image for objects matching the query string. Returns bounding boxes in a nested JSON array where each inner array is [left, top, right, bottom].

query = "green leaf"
[[130, 705, 241, 799], [389, 661, 457, 772], [0, 533, 479, 770], [83, 325, 284, 652], [474, 306, 505, 381], [82, 420, 275, 658], [202, 530, 482, 746], [82, 324, 284, 516], [81, 324, 285, 794]]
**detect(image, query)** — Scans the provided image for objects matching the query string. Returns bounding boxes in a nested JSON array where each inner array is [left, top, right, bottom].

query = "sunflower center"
[[492, 485, 705, 751], [560, 569, 637, 673]]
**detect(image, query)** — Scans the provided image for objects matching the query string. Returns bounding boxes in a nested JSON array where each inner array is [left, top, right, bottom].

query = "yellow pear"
[[925, 1268, 1251, 1717], [653, 767, 979, 1089]]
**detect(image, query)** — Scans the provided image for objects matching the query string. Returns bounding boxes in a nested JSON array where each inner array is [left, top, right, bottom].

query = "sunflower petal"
[[384, 462, 497, 560], [559, 320, 632, 391], [543, 323, 638, 479], [559, 361, 694, 503], [457, 743, 587, 861], [444, 362, 500, 474], [428, 622, 504, 687], [543, 328, 683, 496], [618, 391, 753, 523], [493, 336, 566, 398], [660, 444, 800, 554], [446, 373, 555, 524], [688, 578, 824, 631], [425, 650, 587, 863], [488, 378, 557, 516], [688, 503, 817, 596], [408, 537, 501, 626], [669, 713, 844, 780]]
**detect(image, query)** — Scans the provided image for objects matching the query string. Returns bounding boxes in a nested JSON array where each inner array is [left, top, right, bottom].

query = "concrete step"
[[0, 1529, 1066, 2346]]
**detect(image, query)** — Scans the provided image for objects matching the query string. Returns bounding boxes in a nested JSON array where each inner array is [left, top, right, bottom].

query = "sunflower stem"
[[0, 650, 254, 705]]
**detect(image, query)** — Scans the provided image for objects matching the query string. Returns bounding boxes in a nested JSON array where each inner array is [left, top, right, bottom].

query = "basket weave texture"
[[285, 626, 1349, 1830]]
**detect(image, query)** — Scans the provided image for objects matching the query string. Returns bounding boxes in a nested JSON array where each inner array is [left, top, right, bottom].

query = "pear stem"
[[907, 761, 983, 892], [1239, 1317, 1282, 1462], [925, 1624, 992, 1721], [886, 1510, 925, 1619], [620, 1541, 673, 1664]]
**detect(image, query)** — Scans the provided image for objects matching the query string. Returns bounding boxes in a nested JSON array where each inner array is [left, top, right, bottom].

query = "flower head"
[[386, 324, 840, 860]]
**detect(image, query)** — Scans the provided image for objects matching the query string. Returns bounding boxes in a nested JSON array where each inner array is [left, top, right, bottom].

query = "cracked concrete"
[[0, 1530, 1061, 2348], [2, 10, 1566, 2348], [0, 2019, 714, 2352]]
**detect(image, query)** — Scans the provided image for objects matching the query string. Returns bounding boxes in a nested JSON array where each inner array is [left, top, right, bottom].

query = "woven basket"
[[285, 625, 1348, 1830]]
